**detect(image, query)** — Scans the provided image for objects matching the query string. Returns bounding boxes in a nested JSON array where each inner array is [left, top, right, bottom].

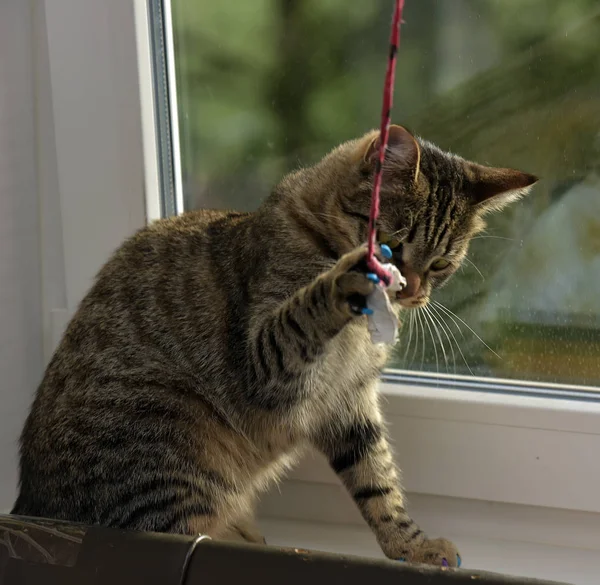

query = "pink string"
[[366, 0, 405, 285]]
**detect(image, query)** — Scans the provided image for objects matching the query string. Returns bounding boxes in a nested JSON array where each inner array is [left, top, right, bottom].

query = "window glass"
[[167, 0, 600, 387]]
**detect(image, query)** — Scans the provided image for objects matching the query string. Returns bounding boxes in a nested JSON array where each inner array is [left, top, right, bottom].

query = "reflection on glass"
[[170, 0, 600, 387]]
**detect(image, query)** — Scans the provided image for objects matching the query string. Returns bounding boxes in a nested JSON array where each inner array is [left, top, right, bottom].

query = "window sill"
[[259, 515, 598, 585]]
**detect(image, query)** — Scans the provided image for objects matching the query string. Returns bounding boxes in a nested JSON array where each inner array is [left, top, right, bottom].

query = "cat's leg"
[[246, 246, 379, 406], [314, 403, 461, 567]]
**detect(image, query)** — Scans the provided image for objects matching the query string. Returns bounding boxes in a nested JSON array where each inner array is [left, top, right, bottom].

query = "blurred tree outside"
[[171, 0, 600, 387]]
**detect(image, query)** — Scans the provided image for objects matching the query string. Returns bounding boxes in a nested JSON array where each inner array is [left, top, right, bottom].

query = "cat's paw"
[[401, 537, 461, 568], [331, 245, 386, 317]]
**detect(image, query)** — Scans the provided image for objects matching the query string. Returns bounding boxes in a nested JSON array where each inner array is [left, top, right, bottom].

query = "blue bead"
[[366, 273, 380, 283], [361, 307, 374, 315], [397, 558, 405, 563], [380, 244, 393, 259], [457, 555, 461, 568]]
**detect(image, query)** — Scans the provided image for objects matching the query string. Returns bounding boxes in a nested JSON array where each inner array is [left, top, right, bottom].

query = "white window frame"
[[39, 0, 600, 538]]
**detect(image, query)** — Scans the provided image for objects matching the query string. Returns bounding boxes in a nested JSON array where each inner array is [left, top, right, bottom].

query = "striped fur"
[[12, 126, 535, 566]]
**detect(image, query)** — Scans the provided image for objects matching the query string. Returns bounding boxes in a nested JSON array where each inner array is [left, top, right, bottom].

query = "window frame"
[[41, 0, 600, 520], [40, 0, 152, 329]]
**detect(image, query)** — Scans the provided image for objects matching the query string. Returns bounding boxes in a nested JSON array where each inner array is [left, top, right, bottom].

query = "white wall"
[[0, 0, 44, 510]]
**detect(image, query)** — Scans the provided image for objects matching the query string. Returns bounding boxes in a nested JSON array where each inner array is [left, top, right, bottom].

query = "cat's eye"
[[430, 258, 451, 271]]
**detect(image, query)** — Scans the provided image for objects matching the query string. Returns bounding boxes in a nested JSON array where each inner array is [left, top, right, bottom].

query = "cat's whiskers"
[[421, 306, 440, 374], [313, 211, 342, 222], [432, 300, 501, 360], [410, 309, 421, 368], [431, 300, 465, 340], [424, 304, 449, 373], [429, 301, 473, 376], [415, 308, 427, 370], [401, 309, 415, 365], [470, 235, 515, 242], [387, 226, 409, 240], [428, 302, 459, 375], [463, 256, 485, 281]]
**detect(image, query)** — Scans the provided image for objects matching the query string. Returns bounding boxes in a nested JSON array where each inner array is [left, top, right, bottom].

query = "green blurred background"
[[171, 0, 600, 387]]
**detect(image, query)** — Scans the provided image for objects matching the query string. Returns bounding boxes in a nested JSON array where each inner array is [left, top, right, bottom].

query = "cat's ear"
[[362, 125, 421, 182], [466, 162, 538, 213]]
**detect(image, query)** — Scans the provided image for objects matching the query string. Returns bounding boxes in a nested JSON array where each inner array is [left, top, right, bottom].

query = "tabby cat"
[[12, 125, 536, 566]]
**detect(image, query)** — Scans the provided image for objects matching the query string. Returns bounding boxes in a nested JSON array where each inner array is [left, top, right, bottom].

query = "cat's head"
[[328, 125, 537, 309]]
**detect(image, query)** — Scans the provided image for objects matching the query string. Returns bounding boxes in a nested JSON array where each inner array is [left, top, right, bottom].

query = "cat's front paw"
[[379, 528, 461, 568], [403, 537, 461, 568], [331, 245, 385, 317]]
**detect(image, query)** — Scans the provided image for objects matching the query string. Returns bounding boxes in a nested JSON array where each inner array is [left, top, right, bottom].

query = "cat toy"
[[364, 0, 407, 345]]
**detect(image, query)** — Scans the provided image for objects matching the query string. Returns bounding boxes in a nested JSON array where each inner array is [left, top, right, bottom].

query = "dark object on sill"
[[0, 514, 572, 585]]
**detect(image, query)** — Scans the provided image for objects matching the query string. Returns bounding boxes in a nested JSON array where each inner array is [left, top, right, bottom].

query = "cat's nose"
[[397, 267, 421, 299]]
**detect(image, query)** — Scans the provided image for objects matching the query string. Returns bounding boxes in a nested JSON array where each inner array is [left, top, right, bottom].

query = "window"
[[160, 0, 600, 389]]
